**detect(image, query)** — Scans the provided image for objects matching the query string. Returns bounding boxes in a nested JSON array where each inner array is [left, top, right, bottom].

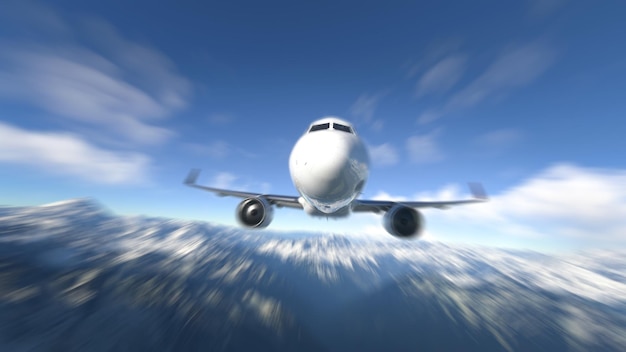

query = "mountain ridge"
[[0, 199, 624, 351]]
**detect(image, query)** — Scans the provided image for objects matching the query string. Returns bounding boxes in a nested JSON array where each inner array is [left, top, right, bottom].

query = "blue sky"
[[0, 0, 625, 251]]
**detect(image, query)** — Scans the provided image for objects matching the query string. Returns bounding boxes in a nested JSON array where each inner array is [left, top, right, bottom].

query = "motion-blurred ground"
[[0, 199, 624, 351]]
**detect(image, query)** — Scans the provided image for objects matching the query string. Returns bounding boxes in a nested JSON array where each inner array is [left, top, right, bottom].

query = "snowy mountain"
[[0, 199, 624, 351]]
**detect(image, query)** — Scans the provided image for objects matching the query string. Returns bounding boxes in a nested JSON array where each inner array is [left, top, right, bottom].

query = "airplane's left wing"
[[352, 183, 488, 213], [184, 169, 303, 209]]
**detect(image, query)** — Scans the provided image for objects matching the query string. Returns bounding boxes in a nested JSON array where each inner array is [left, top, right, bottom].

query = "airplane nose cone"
[[289, 131, 369, 212]]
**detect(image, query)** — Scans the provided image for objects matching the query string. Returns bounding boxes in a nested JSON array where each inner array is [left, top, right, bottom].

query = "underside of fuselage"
[[297, 197, 352, 218]]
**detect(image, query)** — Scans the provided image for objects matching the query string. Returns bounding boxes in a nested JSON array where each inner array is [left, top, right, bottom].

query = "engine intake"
[[383, 205, 423, 238], [236, 197, 274, 228]]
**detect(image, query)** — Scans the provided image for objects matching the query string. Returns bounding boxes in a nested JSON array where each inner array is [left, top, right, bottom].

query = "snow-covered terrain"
[[0, 199, 624, 351]]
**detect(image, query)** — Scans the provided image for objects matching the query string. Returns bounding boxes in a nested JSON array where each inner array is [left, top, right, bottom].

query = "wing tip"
[[468, 182, 488, 200], [184, 169, 201, 185]]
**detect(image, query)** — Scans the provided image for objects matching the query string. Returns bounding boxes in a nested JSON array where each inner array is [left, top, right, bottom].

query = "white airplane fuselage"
[[288, 117, 369, 216]]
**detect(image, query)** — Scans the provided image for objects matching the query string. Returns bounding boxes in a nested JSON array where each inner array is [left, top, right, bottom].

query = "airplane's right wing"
[[351, 183, 488, 213]]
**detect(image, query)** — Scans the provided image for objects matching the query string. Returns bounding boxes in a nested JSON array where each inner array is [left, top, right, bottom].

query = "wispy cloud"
[[475, 129, 524, 147], [350, 93, 381, 122], [185, 141, 231, 159], [405, 129, 445, 164], [349, 92, 386, 131], [416, 110, 443, 125], [81, 18, 191, 111], [211, 172, 238, 189], [418, 42, 555, 124], [207, 113, 235, 125], [0, 46, 176, 145], [0, 8, 190, 146], [474, 128, 524, 156], [413, 184, 465, 202], [0, 122, 149, 184], [416, 55, 466, 97], [0, 2, 190, 185], [184, 141, 257, 159], [371, 191, 407, 202], [210, 172, 271, 194], [368, 143, 399, 167], [405, 38, 463, 79], [449, 42, 555, 109]]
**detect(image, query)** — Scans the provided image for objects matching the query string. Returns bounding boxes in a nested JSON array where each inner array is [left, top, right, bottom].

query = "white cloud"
[[0, 122, 149, 184], [211, 172, 238, 189], [368, 143, 398, 167], [81, 18, 191, 110], [259, 182, 272, 194], [371, 191, 408, 202], [210, 172, 271, 194], [372, 163, 626, 243], [414, 184, 465, 202], [350, 92, 387, 130], [184, 141, 258, 160], [208, 141, 229, 158], [207, 113, 235, 125], [370, 120, 384, 131], [498, 164, 626, 227], [405, 130, 445, 164], [473, 129, 524, 156], [417, 110, 443, 125], [405, 39, 463, 79], [186, 141, 231, 158], [482, 164, 626, 240], [416, 55, 466, 97], [448, 42, 555, 110], [475, 129, 523, 147], [0, 9, 190, 146], [350, 93, 382, 122], [418, 42, 555, 124]]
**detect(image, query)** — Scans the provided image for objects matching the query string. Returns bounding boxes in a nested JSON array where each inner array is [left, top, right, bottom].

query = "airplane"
[[184, 116, 487, 238]]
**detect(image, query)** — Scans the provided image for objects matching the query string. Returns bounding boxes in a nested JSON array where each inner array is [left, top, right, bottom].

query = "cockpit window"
[[333, 123, 353, 133], [309, 123, 330, 132]]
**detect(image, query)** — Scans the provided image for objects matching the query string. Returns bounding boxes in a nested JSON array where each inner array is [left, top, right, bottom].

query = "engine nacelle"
[[236, 197, 274, 228], [383, 205, 423, 238]]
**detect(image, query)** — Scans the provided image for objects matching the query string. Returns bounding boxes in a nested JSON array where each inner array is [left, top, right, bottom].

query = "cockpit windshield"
[[308, 121, 354, 134], [309, 123, 330, 132], [333, 123, 352, 133]]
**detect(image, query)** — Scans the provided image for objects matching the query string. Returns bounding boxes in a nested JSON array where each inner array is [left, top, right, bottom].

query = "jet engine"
[[236, 197, 274, 228], [383, 205, 423, 238]]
